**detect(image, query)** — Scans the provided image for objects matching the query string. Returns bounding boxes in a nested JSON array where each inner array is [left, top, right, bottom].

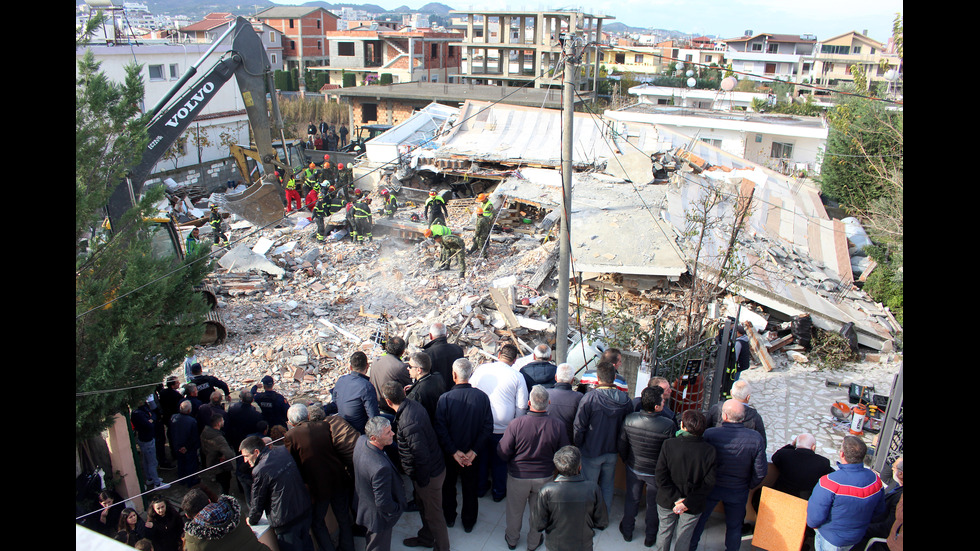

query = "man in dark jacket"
[[383, 382, 451, 551], [531, 445, 608, 551], [618, 385, 676, 546], [353, 417, 406, 551], [689, 399, 768, 551], [241, 435, 314, 551], [189, 363, 231, 403], [284, 403, 357, 551], [434, 358, 493, 532], [132, 398, 164, 489], [497, 385, 569, 551], [331, 351, 380, 433], [546, 363, 582, 443], [706, 379, 767, 450], [422, 322, 464, 389], [519, 344, 558, 391], [171, 400, 201, 487], [573, 361, 632, 514], [371, 337, 412, 416], [771, 433, 833, 499], [405, 352, 446, 425], [654, 410, 716, 551]]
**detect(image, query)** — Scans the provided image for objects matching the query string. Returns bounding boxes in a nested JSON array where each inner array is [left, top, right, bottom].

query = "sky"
[[270, 0, 902, 42]]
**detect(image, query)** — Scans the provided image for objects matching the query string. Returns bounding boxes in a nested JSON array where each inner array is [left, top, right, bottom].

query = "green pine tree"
[[76, 14, 213, 441]]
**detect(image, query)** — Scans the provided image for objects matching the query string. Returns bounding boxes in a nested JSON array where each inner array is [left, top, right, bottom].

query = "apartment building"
[[721, 32, 817, 84], [449, 10, 612, 90], [323, 28, 463, 86], [811, 31, 902, 94], [254, 6, 339, 76], [176, 13, 284, 71]]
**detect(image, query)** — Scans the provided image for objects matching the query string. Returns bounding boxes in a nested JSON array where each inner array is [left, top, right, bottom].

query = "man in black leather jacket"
[[240, 435, 314, 551], [531, 445, 608, 551], [618, 386, 677, 546]]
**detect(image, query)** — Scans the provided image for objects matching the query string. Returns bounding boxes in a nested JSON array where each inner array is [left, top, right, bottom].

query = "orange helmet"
[[423, 228, 433, 238], [309, 162, 315, 169], [323, 162, 331, 169], [338, 163, 345, 170], [477, 193, 488, 202]]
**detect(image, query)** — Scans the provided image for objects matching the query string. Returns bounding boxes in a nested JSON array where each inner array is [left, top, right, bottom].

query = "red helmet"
[[328, 186, 336, 192], [354, 188, 362, 196], [323, 154, 330, 160], [338, 163, 345, 170], [380, 189, 389, 196]]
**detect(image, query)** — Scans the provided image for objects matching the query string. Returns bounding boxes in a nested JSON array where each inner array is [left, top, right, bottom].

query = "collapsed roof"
[[396, 101, 898, 350]]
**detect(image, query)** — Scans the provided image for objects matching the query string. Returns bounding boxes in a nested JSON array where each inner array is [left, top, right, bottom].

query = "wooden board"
[[751, 487, 808, 551], [489, 287, 520, 330]]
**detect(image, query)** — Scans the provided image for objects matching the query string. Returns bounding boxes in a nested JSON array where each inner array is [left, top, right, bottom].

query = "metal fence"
[[872, 362, 903, 484]]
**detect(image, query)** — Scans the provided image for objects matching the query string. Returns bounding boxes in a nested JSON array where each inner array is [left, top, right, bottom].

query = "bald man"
[[771, 433, 833, 499], [688, 399, 767, 551]]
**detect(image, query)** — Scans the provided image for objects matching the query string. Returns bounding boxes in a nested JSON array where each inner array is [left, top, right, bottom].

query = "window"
[[771, 141, 794, 159], [448, 46, 458, 58], [271, 54, 278, 64], [317, 40, 322, 52], [852, 46, 861, 54], [317, 19, 321, 29], [767, 43, 778, 54], [148, 64, 164, 81], [705, 55, 712, 63], [765, 63, 777, 74], [700, 137, 722, 147], [338, 42, 355, 56], [290, 40, 296, 50], [634, 54, 643, 63], [751, 43, 763, 51], [820, 45, 850, 55], [270, 31, 276, 43], [361, 103, 378, 123], [169, 63, 179, 79], [431, 43, 439, 58], [615, 53, 625, 64], [289, 19, 294, 29]]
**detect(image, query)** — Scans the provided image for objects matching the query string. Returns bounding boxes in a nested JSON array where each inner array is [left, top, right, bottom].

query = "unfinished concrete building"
[[449, 9, 611, 91]]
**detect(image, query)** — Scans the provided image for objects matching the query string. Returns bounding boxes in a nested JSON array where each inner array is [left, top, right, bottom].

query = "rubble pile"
[[185, 201, 566, 407]]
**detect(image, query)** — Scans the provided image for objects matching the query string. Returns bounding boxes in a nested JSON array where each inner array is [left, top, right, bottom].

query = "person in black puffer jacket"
[[617, 385, 677, 545]]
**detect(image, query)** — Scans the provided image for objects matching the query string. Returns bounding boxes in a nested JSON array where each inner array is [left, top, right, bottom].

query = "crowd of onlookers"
[[79, 321, 903, 551]]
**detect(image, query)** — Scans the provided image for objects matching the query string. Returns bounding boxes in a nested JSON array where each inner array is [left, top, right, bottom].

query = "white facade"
[[629, 84, 767, 111], [604, 105, 828, 175], [76, 42, 252, 175]]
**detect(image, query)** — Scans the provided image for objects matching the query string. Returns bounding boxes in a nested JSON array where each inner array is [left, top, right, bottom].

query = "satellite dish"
[[884, 69, 899, 81], [687, 77, 696, 87], [721, 76, 737, 91], [686, 70, 694, 77]]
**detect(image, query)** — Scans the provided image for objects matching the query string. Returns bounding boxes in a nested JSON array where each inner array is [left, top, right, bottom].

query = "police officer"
[[250, 375, 289, 429]]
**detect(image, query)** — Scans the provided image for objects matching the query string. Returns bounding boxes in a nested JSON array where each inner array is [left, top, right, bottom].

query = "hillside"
[[78, 1, 454, 18]]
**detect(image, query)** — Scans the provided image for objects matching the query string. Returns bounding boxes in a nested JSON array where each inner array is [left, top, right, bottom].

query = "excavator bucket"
[[217, 177, 284, 228]]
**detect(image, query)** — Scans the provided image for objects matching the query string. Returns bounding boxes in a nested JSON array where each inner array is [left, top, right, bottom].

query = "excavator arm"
[[106, 16, 284, 232]]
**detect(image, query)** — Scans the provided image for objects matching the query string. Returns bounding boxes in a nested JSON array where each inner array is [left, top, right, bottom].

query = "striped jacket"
[[806, 462, 886, 546]]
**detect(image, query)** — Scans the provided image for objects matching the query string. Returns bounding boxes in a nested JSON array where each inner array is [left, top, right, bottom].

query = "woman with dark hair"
[[115, 507, 147, 545], [653, 409, 717, 551], [144, 495, 183, 551], [95, 490, 125, 537]]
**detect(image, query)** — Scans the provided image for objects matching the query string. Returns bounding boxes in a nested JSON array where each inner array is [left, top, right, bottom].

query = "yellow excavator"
[[103, 17, 288, 345]]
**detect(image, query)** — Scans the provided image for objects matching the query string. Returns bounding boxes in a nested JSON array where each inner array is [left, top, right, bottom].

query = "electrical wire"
[[74, 436, 286, 522]]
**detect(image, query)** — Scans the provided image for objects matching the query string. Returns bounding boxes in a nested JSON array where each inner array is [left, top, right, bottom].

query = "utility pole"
[[556, 33, 576, 364]]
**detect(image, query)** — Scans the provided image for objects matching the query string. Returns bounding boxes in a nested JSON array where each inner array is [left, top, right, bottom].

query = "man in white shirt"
[[470, 343, 527, 502]]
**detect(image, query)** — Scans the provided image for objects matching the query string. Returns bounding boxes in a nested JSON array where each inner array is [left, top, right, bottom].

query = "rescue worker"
[[424, 225, 465, 277], [304, 181, 320, 216], [345, 200, 357, 242], [352, 195, 373, 244], [185, 227, 202, 256], [313, 191, 328, 242], [302, 163, 318, 194], [284, 172, 302, 212], [469, 193, 494, 257], [338, 163, 351, 191], [424, 190, 448, 227], [209, 204, 228, 246], [381, 189, 398, 219], [323, 157, 339, 187], [326, 186, 343, 216]]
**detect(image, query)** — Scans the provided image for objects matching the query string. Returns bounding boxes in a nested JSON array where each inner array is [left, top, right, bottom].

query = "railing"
[[653, 336, 719, 414]]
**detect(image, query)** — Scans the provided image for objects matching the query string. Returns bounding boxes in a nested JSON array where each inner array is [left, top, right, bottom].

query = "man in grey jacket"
[[532, 445, 608, 551], [353, 417, 406, 551]]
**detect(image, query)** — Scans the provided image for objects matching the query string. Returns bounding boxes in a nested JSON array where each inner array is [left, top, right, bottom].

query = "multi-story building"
[[176, 13, 284, 71], [810, 31, 902, 95], [721, 32, 817, 84], [449, 10, 612, 90], [323, 28, 463, 86], [658, 39, 727, 71], [600, 44, 667, 75], [254, 6, 339, 78]]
